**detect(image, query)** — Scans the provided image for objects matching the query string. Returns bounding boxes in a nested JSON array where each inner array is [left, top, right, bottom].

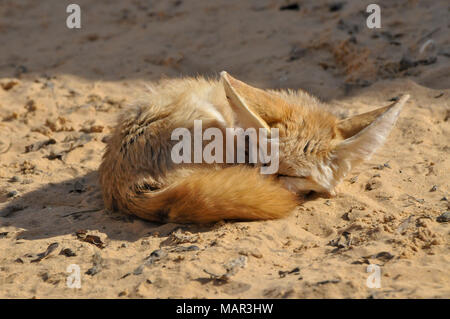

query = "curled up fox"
[[99, 71, 409, 223]]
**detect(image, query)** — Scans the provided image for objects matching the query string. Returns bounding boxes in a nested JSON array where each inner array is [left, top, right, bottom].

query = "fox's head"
[[220, 71, 409, 197]]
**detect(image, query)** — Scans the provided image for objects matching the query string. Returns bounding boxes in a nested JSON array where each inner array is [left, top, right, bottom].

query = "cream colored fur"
[[99, 72, 409, 223]]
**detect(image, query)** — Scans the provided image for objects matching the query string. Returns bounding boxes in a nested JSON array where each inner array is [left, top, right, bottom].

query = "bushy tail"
[[126, 166, 298, 223]]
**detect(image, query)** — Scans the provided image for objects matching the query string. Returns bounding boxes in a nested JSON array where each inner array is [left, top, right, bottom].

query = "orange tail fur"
[[126, 166, 298, 223]]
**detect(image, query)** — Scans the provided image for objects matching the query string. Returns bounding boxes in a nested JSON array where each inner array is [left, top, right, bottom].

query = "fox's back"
[[140, 77, 235, 127], [99, 78, 234, 211]]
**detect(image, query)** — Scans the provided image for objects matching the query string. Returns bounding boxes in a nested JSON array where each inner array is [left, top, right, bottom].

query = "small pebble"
[[120, 273, 131, 279], [251, 252, 263, 259], [7, 190, 18, 198], [142, 249, 168, 267], [60, 248, 77, 257], [86, 266, 100, 276], [374, 251, 395, 262], [73, 181, 85, 193], [436, 212, 450, 223], [9, 176, 21, 183], [118, 289, 128, 297], [278, 267, 300, 278], [429, 185, 437, 192], [149, 249, 167, 259], [349, 176, 358, 184], [279, 3, 300, 11], [173, 245, 199, 252], [329, 2, 344, 12], [40, 272, 49, 282], [133, 265, 144, 275]]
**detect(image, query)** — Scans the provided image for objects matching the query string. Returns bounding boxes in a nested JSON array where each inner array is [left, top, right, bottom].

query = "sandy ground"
[[0, 0, 449, 298]]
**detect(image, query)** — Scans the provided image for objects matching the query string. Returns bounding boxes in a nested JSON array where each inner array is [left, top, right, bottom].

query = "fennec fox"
[[99, 72, 409, 223]]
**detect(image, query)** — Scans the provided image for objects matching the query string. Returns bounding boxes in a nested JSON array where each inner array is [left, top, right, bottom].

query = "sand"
[[0, 0, 449, 298]]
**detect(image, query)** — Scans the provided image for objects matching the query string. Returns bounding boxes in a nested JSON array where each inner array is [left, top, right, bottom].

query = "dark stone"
[[279, 3, 300, 11], [329, 2, 345, 12], [436, 212, 450, 223]]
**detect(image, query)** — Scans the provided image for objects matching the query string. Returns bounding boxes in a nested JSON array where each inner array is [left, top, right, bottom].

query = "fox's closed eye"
[[304, 190, 317, 198], [277, 174, 306, 179]]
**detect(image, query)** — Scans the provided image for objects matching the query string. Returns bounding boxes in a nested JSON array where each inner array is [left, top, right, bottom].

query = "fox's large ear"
[[220, 71, 288, 136], [334, 95, 410, 177]]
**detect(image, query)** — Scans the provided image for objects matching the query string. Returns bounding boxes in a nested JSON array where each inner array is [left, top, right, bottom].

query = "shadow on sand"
[[0, 170, 218, 242]]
